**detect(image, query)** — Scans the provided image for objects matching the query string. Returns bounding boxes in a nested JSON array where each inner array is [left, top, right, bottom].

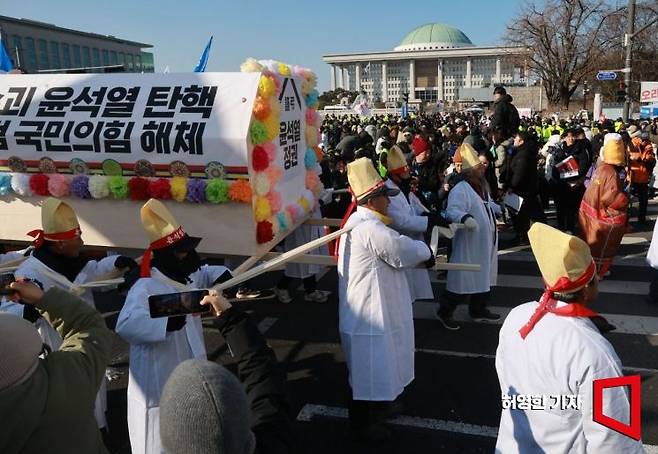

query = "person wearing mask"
[[397, 126, 414, 161], [116, 199, 232, 454], [578, 135, 629, 279], [338, 158, 433, 442], [504, 131, 546, 244], [495, 223, 644, 453], [436, 143, 501, 330], [629, 131, 656, 224], [15, 197, 137, 430], [552, 129, 591, 233], [0, 281, 113, 454], [385, 145, 449, 301], [159, 291, 295, 454], [410, 136, 443, 212]]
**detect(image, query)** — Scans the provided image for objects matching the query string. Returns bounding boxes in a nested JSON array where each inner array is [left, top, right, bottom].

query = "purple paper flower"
[[186, 179, 207, 203], [70, 175, 92, 199]]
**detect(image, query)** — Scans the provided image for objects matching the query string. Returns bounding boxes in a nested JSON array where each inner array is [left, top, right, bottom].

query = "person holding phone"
[[0, 280, 112, 454], [116, 199, 232, 454]]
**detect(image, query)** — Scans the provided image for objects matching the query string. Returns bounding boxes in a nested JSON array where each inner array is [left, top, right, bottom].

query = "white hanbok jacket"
[[646, 218, 658, 269], [338, 206, 430, 401], [446, 180, 499, 294], [13, 253, 119, 428], [116, 265, 229, 454], [385, 179, 433, 301], [495, 301, 645, 453]]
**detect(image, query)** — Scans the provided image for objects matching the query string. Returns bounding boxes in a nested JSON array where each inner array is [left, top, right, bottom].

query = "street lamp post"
[[622, 0, 636, 122]]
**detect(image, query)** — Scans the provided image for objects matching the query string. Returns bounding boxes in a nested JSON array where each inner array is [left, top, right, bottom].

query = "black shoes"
[[435, 312, 461, 330], [470, 309, 501, 322]]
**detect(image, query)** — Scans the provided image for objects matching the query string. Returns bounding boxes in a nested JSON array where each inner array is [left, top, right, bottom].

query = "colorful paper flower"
[[127, 177, 150, 201], [148, 178, 172, 200], [88, 175, 110, 199], [263, 115, 279, 142], [108, 176, 129, 200], [277, 62, 291, 76], [254, 197, 271, 222], [305, 127, 319, 147], [305, 170, 321, 193], [305, 89, 319, 107], [70, 175, 92, 199], [276, 211, 290, 232], [170, 177, 188, 202], [11, 174, 32, 196], [0, 174, 11, 196], [228, 179, 252, 203], [30, 174, 49, 196], [253, 96, 271, 121], [262, 142, 277, 162], [256, 220, 274, 244], [258, 75, 276, 99], [252, 146, 270, 171], [240, 58, 265, 73], [47, 174, 70, 198], [205, 178, 229, 204], [250, 121, 268, 145], [265, 166, 283, 184], [253, 172, 271, 196], [266, 191, 282, 213], [186, 179, 207, 203], [304, 147, 318, 169]]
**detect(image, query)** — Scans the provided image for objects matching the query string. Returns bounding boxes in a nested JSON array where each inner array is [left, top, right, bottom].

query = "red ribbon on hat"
[[518, 261, 598, 340], [140, 226, 186, 278], [27, 227, 81, 248]]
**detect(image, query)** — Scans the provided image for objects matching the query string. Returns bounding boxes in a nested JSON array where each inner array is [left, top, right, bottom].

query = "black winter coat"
[[506, 141, 539, 197], [490, 94, 520, 139]]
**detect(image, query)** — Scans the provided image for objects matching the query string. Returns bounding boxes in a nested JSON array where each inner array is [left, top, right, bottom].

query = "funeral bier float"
[[0, 58, 478, 278]]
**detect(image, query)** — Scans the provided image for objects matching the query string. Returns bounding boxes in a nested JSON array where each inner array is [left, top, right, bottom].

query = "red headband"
[[140, 227, 187, 277], [519, 261, 598, 339], [27, 227, 81, 248]]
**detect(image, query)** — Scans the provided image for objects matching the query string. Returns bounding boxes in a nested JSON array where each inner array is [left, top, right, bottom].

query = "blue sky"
[[3, 0, 521, 91]]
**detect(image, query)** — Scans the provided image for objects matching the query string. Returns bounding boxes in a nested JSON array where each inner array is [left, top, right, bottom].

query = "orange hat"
[[453, 148, 463, 164], [27, 198, 81, 247]]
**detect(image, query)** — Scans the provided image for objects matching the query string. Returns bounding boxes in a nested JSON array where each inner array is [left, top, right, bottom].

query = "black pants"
[[348, 398, 393, 434], [511, 194, 546, 240], [276, 275, 316, 293], [649, 268, 658, 304], [632, 183, 649, 222], [538, 176, 551, 209], [555, 184, 585, 232], [439, 290, 491, 317]]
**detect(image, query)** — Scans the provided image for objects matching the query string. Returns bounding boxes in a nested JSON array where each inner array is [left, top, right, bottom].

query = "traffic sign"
[[596, 71, 618, 81]]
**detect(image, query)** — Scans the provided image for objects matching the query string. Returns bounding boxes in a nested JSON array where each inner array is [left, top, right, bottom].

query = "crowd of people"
[[1, 84, 657, 453]]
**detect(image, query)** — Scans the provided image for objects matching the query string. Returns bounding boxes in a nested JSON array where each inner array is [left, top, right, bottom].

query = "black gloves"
[[166, 315, 187, 332], [424, 244, 436, 269], [115, 256, 139, 271], [421, 211, 450, 228], [22, 304, 41, 323]]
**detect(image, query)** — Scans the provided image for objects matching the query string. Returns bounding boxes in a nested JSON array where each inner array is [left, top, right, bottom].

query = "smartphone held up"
[[148, 290, 211, 318]]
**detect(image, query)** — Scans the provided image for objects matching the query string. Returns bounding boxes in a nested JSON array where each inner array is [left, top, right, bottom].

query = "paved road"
[[101, 201, 658, 454]]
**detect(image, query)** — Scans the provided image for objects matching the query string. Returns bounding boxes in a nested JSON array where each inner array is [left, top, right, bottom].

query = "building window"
[[24, 37, 36, 72], [118, 52, 125, 66], [82, 46, 91, 67], [38, 39, 49, 70], [72, 44, 81, 67], [62, 43, 71, 68], [92, 48, 100, 67], [127, 53, 134, 70], [135, 54, 142, 70], [50, 41, 60, 69], [102, 49, 109, 66], [11, 35, 21, 67], [110, 51, 117, 65]]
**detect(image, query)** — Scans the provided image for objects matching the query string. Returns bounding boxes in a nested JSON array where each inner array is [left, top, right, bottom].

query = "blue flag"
[[0, 35, 14, 72], [193, 36, 213, 73]]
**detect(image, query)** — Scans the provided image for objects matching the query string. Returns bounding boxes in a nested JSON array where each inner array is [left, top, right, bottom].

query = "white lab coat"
[[495, 301, 645, 453], [283, 205, 328, 279], [385, 179, 433, 301], [647, 219, 658, 269], [446, 181, 499, 294], [13, 253, 119, 428], [337, 206, 430, 401], [116, 265, 229, 454]]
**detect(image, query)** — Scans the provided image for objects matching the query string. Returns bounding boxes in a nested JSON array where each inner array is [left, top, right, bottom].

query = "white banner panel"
[[0, 72, 260, 168], [640, 82, 658, 103]]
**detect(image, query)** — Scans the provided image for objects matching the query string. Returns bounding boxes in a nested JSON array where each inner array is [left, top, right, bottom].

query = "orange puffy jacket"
[[629, 138, 656, 184]]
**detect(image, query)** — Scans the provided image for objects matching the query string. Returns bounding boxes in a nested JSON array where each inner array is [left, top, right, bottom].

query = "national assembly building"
[[322, 23, 529, 106]]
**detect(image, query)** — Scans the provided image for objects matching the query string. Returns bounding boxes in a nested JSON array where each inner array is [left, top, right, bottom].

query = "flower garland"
[[0, 172, 253, 205], [242, 58, 322, 244]]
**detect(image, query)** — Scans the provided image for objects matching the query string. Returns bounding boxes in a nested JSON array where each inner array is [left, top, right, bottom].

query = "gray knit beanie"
[[0, 312, 42, 391], [160, 359, 256, 454]]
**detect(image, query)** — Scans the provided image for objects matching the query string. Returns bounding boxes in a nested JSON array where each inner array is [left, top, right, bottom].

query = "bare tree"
[[506, 0, 624, 108]]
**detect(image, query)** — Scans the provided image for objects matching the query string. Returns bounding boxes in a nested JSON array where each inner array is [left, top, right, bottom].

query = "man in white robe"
[[338, 158, 433, 442], [116, 199, 230, 454], [495, 223, 644, 453], [437, 143, 501, 330], [14, 197, 136, 430], [385, 144, 450, 301]]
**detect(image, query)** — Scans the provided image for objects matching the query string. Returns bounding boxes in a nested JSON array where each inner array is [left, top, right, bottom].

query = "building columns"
[[330, 65, 336, 91], [465, 59, 472, 88], [495, 58, 501, 85], [409, 59, 416, 100], [342, 66, 350, 91], [437, 59, 444, 101], [382, 61, 388, 102], [355, 63, 361, 91]]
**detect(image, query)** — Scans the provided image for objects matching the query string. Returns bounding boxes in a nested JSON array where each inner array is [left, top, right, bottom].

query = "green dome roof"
[[395, 23, 473, 51]]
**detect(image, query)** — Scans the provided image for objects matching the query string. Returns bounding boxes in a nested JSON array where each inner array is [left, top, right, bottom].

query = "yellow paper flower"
[[258, 75, 276, 99], [170, 176, 188, 202], [299, 196, 310, 213], [254, 196, 272, 222], [264, 115, 280, 142], [241, 58, 264, 73], [277, 62, 291, 76]]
